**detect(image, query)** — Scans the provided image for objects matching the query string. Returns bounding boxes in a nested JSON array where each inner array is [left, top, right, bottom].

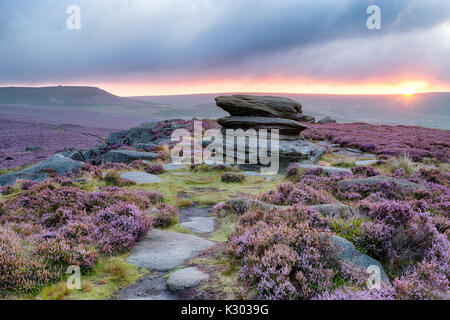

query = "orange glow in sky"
[[96, 79, 446, 97], [8, 78, 449, 97]]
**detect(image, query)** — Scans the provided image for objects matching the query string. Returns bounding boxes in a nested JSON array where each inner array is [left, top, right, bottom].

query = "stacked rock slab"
[[214, 95, 326, 168]]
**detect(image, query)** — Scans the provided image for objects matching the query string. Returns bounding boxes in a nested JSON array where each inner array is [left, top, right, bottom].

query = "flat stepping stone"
[[171, 172, 192, 176], [120, 171, 161, 184], [180, 217, 215, 233], [163, 162, 188, 171], [127, 230, 214, 272], [355, 160, 379, 166], [167, 267, 209, 291], [296, 164, 352, 175]]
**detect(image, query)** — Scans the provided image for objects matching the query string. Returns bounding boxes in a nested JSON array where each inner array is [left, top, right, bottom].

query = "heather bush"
[[221, 173, 245, 183], [229, 205, 367, 299], [351, 166, 381, 177], [146, 163, 166, 175], [192, 163, 231, 172], [104, 171, 136, 187], [0, 180, 163, 293], [303, 123, 449, 162], [257, 182, 335, 206], [151, 204, 179, 228]]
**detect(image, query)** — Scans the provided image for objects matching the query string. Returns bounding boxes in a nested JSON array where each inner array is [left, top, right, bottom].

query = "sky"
[[1, 0, 450, 96]]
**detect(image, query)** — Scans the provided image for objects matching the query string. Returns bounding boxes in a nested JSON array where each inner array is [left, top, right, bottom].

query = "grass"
[[385, 154, 415, 175], [162, 223, 195, 235], [36, 254, 148, 300], [131, 169, 285, 207], [331, 161, 356, 169], [210, 211, 238, 242]]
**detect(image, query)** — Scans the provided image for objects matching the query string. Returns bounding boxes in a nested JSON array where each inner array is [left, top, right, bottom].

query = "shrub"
[[221, 173, 245, 183], [146, 163, 166, 175], [104, 171, 135, 187], [351, 166, 381, 177], [151, 204, 179, 228], [0, 181, 162, 293], [228, 205, 366, 299], [257, 182, 335, 206]]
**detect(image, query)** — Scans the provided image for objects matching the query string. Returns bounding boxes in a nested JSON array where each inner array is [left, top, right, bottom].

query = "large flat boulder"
[[217, 116, 307, 135], [0, 154, 83, 186], [216, 95, 303, 120], [102, 150, 158, 164], [337, 176, 430, 192], [127, 230, 215, 272], [212, 136, 325, 165]]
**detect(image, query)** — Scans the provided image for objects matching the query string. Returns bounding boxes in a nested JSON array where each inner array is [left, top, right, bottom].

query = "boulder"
[[102, 150, 158, 164], [167, 267, 209, 291], [296, 114, 316, 123], [0, 154, 83, 186], [278, 140, 326, 164], [331, 235, 390, 285], [337, 176, 430, 192], [310, 204, 358, 220], [317, 116, 336, 124], [105, 130, 128, 145], [217, 116, 307, 135], [215, 95, 303, 120], [214, 138, 326, 165]]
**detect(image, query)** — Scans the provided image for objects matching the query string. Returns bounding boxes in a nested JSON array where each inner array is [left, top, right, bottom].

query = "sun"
[[403, 89, 415, 96]]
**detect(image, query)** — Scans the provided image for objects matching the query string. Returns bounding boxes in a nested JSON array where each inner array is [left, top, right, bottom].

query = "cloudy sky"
[[1, 0, 450, 95]]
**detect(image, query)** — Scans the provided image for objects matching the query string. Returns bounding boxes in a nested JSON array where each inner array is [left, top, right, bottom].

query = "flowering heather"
[[151, 204, 179, 228], [229, 205, 367, 299], [145, 163, 166, 175], [257, 182, 335, 206], [0, 119, 115, 170], [303, 122, 450, 162], [351, 166, 381, 177], [0, 180, 164, 293]]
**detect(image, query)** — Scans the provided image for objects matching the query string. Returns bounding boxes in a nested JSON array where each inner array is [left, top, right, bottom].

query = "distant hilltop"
[[0, 86, 151, 107]]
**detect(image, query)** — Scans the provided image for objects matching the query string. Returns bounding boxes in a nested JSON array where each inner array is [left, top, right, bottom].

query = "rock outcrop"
[[214, 95, 326, 167], [317, 116, 336, 124], [102, 150, 158, 164], [337, 176, 430, 192], [0, 154, 83, 186]]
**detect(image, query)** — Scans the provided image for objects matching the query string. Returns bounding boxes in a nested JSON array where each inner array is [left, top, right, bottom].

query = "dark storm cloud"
[[0, 0, 449, 84]]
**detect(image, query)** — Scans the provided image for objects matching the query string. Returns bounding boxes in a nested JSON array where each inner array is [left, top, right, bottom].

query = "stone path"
[[118, 205, 218, 300]]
